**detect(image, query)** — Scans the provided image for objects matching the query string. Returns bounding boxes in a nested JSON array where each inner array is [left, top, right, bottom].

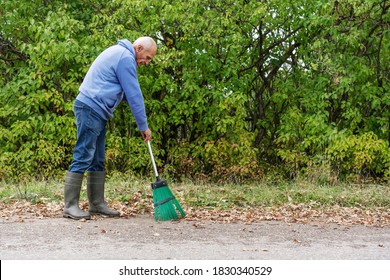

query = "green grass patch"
[[176, 180, 390, 209], [0, 179, 63, 204], [1, 175, 389, 210]]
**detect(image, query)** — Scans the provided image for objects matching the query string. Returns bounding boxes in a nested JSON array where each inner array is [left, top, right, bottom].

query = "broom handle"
[[147, 141, 159, 180]]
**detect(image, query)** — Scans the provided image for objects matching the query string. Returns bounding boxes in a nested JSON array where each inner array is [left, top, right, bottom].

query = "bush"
[[327, 132, 390, 180]]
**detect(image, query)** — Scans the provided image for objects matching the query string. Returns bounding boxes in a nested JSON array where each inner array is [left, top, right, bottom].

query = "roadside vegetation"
[[0, 0, 388, 226], [1, 174, 389, 210]]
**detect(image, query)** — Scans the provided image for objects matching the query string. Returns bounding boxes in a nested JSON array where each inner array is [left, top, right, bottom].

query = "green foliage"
[[0, 2, 92, 179], [327, 132, 390, 178], [0, 0, 388, 183]]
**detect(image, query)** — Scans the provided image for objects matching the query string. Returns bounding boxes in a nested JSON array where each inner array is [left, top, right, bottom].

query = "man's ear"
[[136, 45, 144, 52]]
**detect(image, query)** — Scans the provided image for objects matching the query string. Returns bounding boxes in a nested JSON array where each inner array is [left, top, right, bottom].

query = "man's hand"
[[141, 128, 152, 143]]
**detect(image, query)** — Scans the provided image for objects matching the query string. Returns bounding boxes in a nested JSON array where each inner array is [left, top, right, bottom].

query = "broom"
[[147, 141, 186, 221]]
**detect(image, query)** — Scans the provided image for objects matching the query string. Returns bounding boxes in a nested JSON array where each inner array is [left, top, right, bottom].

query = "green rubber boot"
[[63, 171, 91, 220], [87, 171, 120, 217]]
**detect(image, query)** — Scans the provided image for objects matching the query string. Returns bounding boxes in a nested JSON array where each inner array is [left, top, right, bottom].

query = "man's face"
[[135, 45, 156, 66]]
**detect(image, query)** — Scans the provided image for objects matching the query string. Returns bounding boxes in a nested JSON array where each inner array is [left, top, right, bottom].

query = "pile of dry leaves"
[[1, 198, 389, 227]]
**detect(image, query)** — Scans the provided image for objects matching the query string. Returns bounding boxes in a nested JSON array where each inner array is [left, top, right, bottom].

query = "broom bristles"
[[152, 184, 186, 221]]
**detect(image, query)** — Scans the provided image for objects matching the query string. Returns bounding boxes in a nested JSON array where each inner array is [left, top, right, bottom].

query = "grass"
[[1, 174, 389, 210], [177, 180, 390, 209], [0, 179, 63, 204]]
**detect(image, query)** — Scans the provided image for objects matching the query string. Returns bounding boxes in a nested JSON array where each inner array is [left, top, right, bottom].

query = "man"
[[63, 37, 157, 220]]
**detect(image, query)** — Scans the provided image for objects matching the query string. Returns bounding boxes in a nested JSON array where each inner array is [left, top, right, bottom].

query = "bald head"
[[133, 36, 157, 66], [133, 36, 157, 51]]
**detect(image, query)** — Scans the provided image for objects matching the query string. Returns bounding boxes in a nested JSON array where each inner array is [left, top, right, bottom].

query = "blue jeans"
[[69, 100, 107, 173]]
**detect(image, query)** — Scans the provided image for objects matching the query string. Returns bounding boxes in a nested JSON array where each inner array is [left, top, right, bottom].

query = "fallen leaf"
[[1, 199, 390, 227]]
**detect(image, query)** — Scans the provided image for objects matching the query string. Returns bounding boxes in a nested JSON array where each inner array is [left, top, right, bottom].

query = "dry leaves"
[[0, 201, 63, 219], [183, 203, 390, 227], [1, 200, 389, 227]]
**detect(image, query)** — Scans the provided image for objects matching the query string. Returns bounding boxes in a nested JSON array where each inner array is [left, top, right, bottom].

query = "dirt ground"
[[1, 212, 389, 260]]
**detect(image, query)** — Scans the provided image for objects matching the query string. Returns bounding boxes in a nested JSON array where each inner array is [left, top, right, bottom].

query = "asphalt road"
[[1, 215, 389, 260]]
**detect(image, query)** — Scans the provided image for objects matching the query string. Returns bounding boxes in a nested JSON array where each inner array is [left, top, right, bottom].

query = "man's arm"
[[116, 56, 150, 135]]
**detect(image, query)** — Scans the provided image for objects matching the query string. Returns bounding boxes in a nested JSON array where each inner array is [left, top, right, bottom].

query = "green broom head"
[[151, 179, 186, 221]]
